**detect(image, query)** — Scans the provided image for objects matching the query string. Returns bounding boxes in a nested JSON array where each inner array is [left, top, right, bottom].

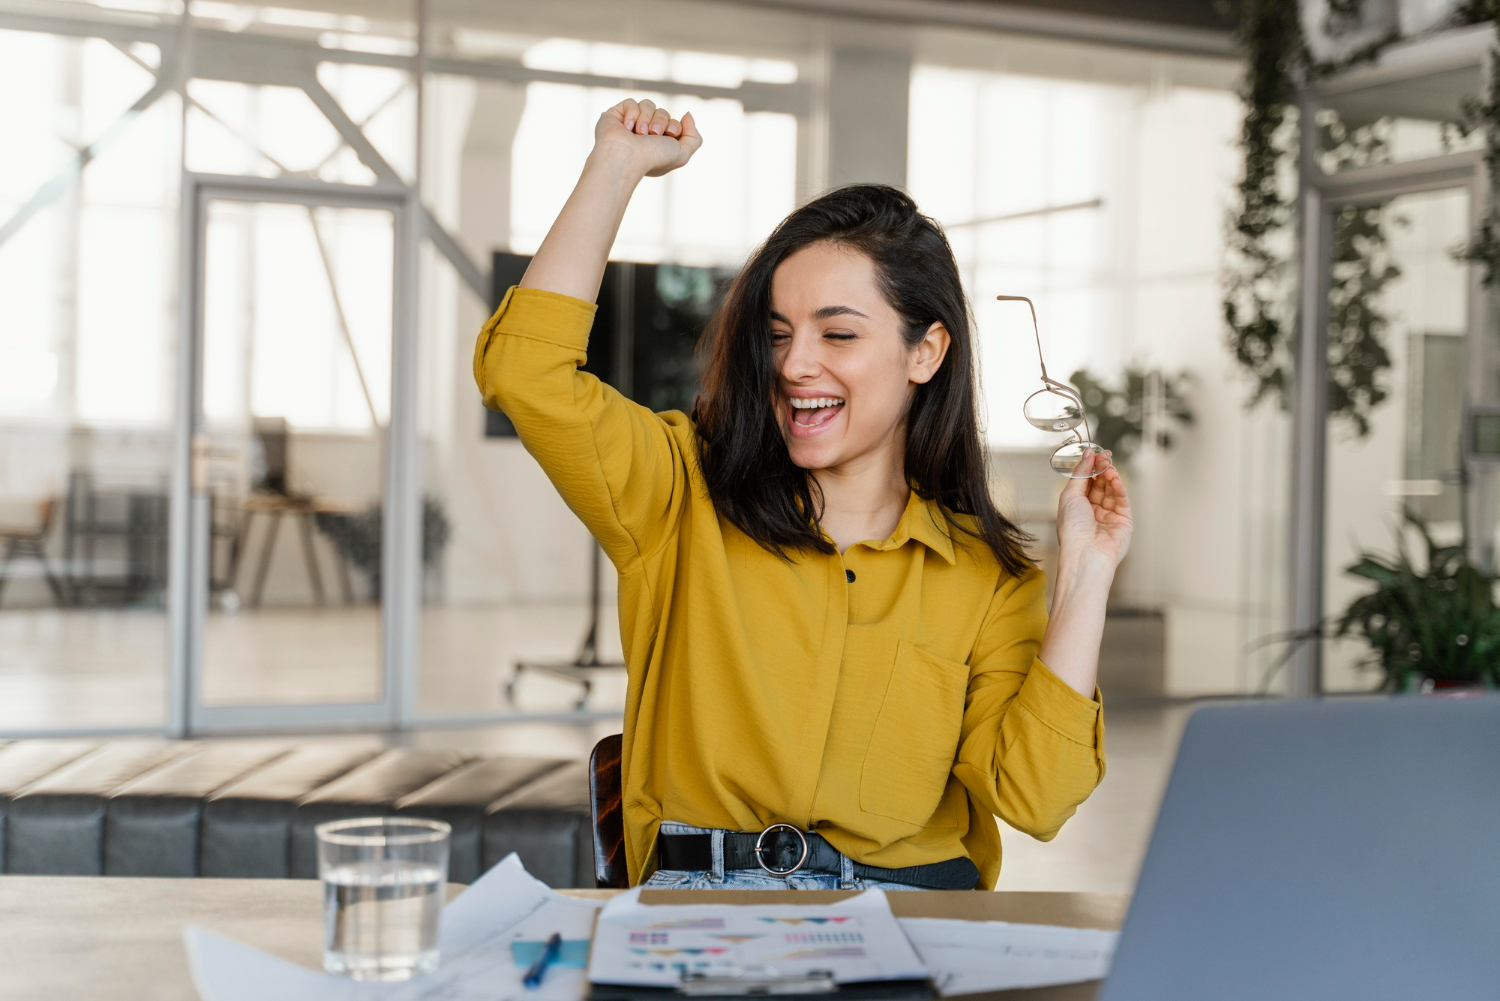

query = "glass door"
[[1320, 184, 1475, 691], [180, 175, 415, 731]]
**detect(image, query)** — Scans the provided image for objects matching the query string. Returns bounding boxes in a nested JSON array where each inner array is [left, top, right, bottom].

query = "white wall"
[[1123, 86, 1293, 697]]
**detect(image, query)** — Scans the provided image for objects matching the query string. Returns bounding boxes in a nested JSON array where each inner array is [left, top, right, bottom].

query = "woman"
[[475, 99, 1131, 890]]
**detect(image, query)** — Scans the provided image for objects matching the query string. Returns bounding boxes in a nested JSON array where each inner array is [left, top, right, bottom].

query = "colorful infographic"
[[588, 891, 928, 989]]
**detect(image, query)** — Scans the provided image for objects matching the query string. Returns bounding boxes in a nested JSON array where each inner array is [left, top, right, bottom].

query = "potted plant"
[[1336, 511, 1500, 691], [1069, 366, 1193, 464]]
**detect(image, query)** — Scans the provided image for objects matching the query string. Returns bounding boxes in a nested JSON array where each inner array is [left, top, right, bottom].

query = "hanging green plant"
[[1223, 0, 1406, 437], [1326, 203, 1398, 435], [1455, 45, 1500, 285], [1223, 0, 1304, 411]]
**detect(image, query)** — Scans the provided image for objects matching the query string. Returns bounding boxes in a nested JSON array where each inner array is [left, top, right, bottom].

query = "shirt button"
[[845, 569, 856, 583]]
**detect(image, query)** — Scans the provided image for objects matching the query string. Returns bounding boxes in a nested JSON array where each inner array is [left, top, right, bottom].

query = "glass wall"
[[0, 29, 179, 730], [0, 4, 421, 731]]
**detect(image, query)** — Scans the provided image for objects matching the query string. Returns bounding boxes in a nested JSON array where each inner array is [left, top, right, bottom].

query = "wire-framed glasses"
[[997, 294, 1110, 479]]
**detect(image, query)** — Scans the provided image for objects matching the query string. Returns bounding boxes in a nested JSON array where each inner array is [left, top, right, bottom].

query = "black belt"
[[657, 824, 979, 890]]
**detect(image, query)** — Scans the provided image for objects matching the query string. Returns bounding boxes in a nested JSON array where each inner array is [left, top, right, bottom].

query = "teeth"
[[790, 397, 845, 409]]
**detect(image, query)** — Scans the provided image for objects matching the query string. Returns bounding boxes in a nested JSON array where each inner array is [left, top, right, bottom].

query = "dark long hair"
[[691, 184, 1032, 578]]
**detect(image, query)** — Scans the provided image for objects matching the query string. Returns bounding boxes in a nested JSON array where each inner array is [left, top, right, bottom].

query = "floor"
[[991, 699, 1192, 893], [0, 603, 629, 728], [0, 602, 1192, 894]]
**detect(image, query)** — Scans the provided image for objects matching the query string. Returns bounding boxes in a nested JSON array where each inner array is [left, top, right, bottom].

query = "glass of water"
[[316, 816, 451, 981]]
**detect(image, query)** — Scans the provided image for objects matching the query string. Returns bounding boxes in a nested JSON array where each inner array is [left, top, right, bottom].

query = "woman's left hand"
[[1055, 449, 1133, 574]]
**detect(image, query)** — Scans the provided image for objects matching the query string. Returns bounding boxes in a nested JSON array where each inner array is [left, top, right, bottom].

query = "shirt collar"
[[868, 491, 957, 566]]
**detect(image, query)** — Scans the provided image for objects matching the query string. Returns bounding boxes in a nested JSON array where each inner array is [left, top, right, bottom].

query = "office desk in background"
[[0, 876, 1127, 1001]]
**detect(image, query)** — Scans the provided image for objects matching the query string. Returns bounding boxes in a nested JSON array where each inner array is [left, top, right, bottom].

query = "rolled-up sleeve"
[[951, 568, 1106, 842], [473, 285, 691, 572]]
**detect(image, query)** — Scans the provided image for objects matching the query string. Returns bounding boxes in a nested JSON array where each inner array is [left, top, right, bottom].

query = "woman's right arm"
[[474, 100, 703, 569], [520, 99, 700, 299]]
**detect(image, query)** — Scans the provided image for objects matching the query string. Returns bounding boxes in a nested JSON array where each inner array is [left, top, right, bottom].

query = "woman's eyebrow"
[[768, 305, 870, 323]]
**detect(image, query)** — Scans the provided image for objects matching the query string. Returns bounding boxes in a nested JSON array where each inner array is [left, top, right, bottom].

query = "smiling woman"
[[693, 188, 1031, 575], [474, 98, 1133, 891]]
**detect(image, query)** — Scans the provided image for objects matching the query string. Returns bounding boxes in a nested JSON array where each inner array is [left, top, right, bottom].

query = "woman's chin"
[[785, 438, 841, 471]]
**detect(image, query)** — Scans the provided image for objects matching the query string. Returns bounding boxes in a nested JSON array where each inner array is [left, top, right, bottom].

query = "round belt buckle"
[[754, 823, 809, 876]]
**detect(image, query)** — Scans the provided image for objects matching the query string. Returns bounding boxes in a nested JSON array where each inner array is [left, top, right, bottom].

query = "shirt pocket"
[[858, 640, 969, 828]]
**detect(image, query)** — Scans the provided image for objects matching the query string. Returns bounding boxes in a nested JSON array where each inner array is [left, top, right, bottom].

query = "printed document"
[[587, 887, 928, 988], [897, 917, 1117, 995]]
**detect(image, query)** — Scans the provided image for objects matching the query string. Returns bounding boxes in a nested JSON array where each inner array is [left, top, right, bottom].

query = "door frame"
[[170, 172, 421, 734], [1287, 144, 1488, 696]]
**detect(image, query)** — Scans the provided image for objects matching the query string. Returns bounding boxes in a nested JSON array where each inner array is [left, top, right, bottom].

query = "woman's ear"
[[908, 322, 951, 385]]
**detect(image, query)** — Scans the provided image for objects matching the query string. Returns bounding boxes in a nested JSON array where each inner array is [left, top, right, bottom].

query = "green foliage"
[[1455, 48, 1500, 286], [1223, 0, 1304, 411], [1336, 512, 1500, 690], [1223, 0, 1404, 438], [1327, 203, 1399, 435], [1321, 117, 1401, 436], [1068, 367, 1194, 462], [1455, 0, 1500, 25]]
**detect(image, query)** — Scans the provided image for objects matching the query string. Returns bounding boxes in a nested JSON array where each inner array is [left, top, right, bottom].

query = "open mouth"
[[789, 395, 845, 430]]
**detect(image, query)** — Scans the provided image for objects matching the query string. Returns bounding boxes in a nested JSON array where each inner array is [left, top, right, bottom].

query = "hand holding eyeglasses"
[[997, 293, 1133, 574], [997, 295, 1111, 479], [1056, 447, 1133, 573]]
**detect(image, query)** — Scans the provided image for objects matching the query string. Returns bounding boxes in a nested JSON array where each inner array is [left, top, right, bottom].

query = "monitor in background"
[[1100, 695, 1500, 1001], [484, 253, 734, 439]]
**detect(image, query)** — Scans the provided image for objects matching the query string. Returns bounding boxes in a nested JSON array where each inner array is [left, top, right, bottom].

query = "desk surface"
[[0, 876, 1128, 1001]]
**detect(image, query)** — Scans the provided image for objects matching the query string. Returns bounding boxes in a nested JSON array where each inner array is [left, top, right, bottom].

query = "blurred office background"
[[0, 0, 1491, 890]]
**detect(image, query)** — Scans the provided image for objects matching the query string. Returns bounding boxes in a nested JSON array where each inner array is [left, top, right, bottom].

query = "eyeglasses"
[[996, 294, 1110, 479]]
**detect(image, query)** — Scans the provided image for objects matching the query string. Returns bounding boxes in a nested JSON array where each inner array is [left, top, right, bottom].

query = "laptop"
[[1100, 695, 1500, 1001]]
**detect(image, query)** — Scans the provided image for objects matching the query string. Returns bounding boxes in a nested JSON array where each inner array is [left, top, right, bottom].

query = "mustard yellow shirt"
[[474, 286, 1105, 888]]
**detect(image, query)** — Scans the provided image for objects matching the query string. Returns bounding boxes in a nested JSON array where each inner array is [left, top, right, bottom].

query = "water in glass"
[[317, 816, 451, 981], [323, 858, 444, 980]]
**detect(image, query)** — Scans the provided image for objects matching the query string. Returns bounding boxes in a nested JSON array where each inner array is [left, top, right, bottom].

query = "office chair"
[[590, 733, 627, 889], [0, 498, 68, 608]]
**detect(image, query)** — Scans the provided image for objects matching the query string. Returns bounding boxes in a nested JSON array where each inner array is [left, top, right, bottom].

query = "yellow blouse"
[[474, 286, 1106, 889]]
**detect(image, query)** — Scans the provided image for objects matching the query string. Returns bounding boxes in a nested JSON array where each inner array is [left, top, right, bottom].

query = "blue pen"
[[524, 932, 564, 989]]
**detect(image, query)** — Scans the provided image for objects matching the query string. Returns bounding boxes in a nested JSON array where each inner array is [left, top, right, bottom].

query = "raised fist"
[[592, 99, 703, 178]]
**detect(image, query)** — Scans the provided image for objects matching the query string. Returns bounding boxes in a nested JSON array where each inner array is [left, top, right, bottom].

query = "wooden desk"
[[0, 877, 1127, 1001]]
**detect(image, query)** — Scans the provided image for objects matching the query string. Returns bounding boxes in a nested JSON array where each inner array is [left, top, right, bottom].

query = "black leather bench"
[[0, 739, 592, 886]]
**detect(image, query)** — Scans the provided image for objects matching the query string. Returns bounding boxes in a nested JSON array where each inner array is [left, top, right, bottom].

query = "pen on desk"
[[524, 932, 564, 989]]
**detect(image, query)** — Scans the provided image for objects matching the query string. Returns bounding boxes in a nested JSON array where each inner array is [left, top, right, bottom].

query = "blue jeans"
[[643, 821, 919, 891]]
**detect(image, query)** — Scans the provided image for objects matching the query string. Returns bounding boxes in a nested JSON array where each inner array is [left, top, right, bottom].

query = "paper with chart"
[[896, 917, 1117, 996], [186, 853, 602, 1001], [587, 887, 928, 988]]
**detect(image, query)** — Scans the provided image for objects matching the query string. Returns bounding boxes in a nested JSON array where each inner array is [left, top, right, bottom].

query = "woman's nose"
[[780, 330, 821, 381]]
